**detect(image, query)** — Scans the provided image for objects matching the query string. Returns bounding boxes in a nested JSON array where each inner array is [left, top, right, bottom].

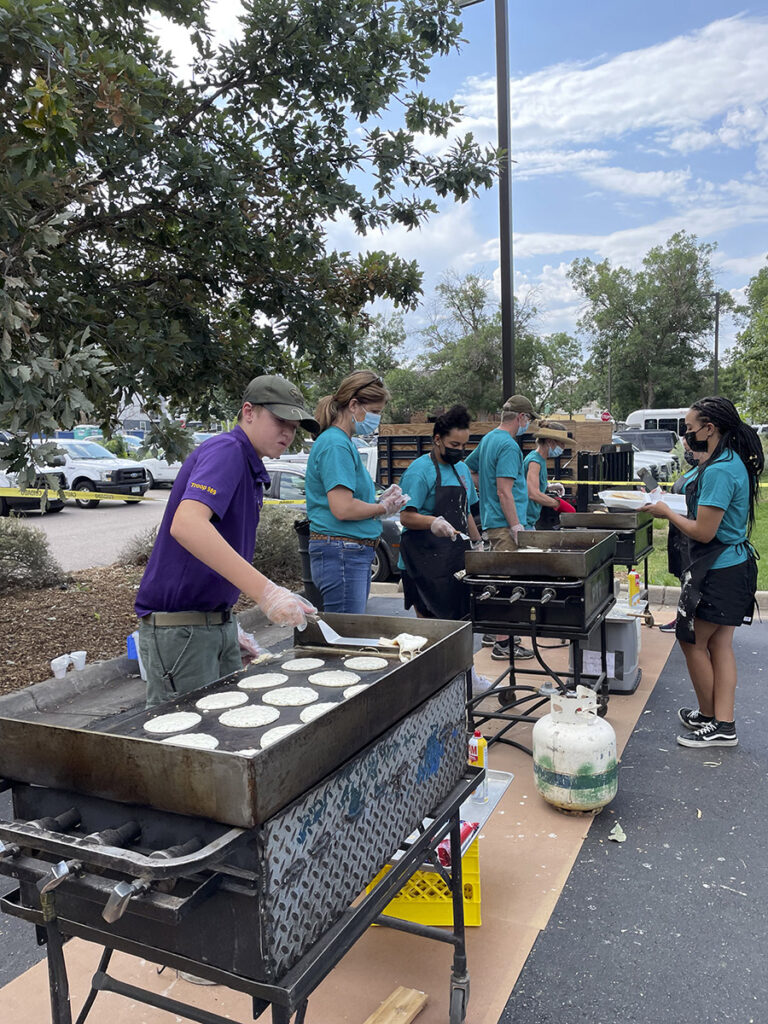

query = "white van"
[[624, 408, 689, 434]]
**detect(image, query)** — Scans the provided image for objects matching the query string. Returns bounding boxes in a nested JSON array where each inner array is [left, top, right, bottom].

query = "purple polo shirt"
[[135, 426, 270, 616]]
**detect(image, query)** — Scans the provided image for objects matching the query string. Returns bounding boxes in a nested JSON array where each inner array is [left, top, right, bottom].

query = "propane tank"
[[532, 686, 618, 813]]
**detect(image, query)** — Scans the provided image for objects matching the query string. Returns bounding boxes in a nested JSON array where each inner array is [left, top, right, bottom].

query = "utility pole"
[[494, 0, 514, 397], [713, 292, 720, 395]]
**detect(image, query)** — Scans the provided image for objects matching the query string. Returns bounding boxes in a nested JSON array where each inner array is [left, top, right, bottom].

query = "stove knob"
[[37, 858, 83, 895], [103, 879, 150, 924], [0, 840, 21, 860]]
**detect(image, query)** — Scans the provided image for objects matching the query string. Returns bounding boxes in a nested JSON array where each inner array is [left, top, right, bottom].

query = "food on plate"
[[237, 672, 289, 690], [343, 656, 388, 672], [262, 686, 318, 707], [281, 658, 326, 673], [195, 691, 248, 711], [343, 683, 371, 699], [161, 733, 219, 750], [299, 702, 338, 723], [260, 724, 303, 749], [143, 711, 202, 734], [307, 670, 361, 688], [218, 705, 280, 729]]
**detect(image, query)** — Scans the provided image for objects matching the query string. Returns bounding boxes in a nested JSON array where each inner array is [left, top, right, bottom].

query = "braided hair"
[[690, 396, 764, 533]]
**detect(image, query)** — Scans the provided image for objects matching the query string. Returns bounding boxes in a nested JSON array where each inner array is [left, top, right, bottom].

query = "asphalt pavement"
[[499, 621, 768, 1024]]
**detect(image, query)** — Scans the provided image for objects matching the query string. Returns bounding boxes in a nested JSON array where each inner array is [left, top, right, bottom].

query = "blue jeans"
[[309, 538, 375, 614]]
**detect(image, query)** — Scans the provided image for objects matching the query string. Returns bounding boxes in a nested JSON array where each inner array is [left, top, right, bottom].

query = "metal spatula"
[[315, 618, 390, 648]]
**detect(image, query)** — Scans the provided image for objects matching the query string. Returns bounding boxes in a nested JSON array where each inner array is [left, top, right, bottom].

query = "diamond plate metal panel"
[[261, 674, 467, 977]]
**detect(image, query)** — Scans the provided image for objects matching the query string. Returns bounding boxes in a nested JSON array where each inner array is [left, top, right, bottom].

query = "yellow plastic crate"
[[367, 838, 481, 927]]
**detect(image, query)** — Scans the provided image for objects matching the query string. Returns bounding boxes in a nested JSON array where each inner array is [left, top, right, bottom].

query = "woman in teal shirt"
[[305, 370, 405, 613], [523, 421, 569, 529], [647, 397, 763, 749], [398, 405, 482, 619]]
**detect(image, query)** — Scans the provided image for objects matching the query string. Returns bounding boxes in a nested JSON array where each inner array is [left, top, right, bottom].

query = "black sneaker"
[[491, 641, 534, 661], [481, 634, 497, 647], [677, 721, 738, 748], [678, 707, 713, 731], [659, 619, 677, 633]]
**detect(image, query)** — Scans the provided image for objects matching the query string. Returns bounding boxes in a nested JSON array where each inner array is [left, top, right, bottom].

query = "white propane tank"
[[532, 685, 618, 812]]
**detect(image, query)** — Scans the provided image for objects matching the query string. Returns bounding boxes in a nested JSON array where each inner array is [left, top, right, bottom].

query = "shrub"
[[253, 505, 303, 587], [118, 525, 159, 566], [0, 518, 66, 594]]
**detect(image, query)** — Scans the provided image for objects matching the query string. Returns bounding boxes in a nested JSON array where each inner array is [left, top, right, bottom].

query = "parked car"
[[614, 429, 678, 453], [262, 459, 402, 582], [82, 433, 182, 488], [35, 439, 149, 508], [0, 466, 67, 516], [611, 436, 677, 482]]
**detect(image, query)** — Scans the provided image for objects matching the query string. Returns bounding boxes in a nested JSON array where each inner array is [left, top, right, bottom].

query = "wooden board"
[[360, 986, 428, 1024]]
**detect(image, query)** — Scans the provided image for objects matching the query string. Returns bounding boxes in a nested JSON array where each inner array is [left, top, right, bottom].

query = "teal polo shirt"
[[305, 426, 380, 540], [465, 429, 526, 530], [688, 451, 750, 568], [523, 450, 548, 529]]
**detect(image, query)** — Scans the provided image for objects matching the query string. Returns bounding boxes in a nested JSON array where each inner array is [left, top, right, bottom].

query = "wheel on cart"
[[450, 986, 467, 1024], [643, 610, 655, 628], [497, 686, 518, 707]]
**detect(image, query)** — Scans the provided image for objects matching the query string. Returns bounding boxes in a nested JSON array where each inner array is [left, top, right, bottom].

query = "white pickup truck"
[[35, 439, 149, 508]]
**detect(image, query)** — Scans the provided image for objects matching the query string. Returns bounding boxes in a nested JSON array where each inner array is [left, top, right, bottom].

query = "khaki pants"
[[139, 618, 242, 708], [485, 527, 517, 552]]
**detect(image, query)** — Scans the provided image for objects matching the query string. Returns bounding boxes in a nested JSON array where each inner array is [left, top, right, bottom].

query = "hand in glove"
[[430, 515, 457, 539], [470, 539, 485, 552], [258, 582, 316, 630], [548, 482, 565, 497], [508, 523, 525, 545], [378, 490, 409, 516], [378, 483, 402, 502]]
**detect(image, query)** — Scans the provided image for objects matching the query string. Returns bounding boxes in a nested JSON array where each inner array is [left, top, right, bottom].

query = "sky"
[[158, 2, 768, 355]]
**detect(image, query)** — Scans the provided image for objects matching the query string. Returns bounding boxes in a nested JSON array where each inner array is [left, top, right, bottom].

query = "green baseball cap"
[[242, 375, 319, 433]]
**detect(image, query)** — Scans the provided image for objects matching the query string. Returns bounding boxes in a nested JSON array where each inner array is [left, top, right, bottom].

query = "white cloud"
[[579, 166, 692, 198]]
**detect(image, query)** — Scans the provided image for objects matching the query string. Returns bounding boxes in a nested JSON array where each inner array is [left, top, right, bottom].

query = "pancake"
[[343, 656, 388, 672], [195, 691, 248, 711], [144, 711, 201, 735], [260, 724, 303, 749], [262, 686, 318, 707], [238, 672, 289, 690], [161, 733, 219, 750], [307, 670, 361, 688], [218, 705, 280, 729]]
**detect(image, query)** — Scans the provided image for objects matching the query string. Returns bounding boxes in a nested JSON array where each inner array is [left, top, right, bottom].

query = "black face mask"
[[683, 449, 698, 467], [441, 447, 466, 466], [684, 427, 710, 452]]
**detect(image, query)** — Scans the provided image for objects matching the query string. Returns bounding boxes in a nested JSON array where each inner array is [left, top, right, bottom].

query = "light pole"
[[713, 291, 720, 395], [458, 0, 514, 397]]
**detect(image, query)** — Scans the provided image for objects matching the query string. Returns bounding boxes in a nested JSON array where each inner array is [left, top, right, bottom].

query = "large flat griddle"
[[0, 614, 472, 828], [464, 530, 617, 579]]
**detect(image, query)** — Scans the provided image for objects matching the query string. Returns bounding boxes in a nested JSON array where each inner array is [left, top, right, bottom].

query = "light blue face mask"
[[550, 445, 564, 458], [354, 408, 381, 435], [516, 417, 529, 437]]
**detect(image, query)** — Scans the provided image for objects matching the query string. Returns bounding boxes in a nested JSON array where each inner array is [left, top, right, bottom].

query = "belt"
[[141, 609, 233, 627], [309, 532, 379, 549]]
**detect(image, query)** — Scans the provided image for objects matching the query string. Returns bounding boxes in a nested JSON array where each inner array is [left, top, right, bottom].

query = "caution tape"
[[552, 479, 768, 489], [263, 498, 306, 505], [0, 487, 153, 502]]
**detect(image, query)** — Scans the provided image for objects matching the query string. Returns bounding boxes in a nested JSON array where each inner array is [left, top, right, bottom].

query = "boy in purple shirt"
[[136, 375, 319, 707]]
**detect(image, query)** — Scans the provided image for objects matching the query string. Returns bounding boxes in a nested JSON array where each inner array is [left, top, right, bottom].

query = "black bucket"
[[293, 517, 323, 610]]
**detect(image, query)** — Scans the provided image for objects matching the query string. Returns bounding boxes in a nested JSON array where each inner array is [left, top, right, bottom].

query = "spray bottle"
[[467, 729, 489, 803]]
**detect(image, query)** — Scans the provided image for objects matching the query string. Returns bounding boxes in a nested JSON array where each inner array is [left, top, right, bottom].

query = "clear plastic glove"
[[548, 482, 565, 497], [430, 515, 456, 539], [257, 582, 316, 630], [378, 483, 403, 502], [508, 524, 525, 545], [470, 539, 485, 552], [378, 490, 409, 516]]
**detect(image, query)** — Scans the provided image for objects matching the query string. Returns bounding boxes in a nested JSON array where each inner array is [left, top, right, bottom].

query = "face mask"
[[550, 445, 564, 459], [516, 417, 529, 437], [683, 449, 698, 467], [354, 408, 381, 435], [442, 447, 465, 466], [684, 426, 709, 452]]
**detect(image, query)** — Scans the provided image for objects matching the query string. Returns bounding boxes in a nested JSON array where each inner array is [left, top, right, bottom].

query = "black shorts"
[[697, 559, 758, 627]]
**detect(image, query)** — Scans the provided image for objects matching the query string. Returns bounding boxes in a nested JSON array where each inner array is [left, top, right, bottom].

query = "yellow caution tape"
[[0, 487, 153, 502], [263, 498, 306, 505]]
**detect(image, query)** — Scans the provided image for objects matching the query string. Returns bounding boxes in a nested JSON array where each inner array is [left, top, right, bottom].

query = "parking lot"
[[12, 490, 169, 571]]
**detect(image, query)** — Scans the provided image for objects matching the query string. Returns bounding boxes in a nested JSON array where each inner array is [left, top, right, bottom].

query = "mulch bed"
[[0, 565, 304, 697]]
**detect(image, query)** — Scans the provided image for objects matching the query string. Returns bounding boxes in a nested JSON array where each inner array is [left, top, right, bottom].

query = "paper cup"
[[70, 650, 87, 671], [50, 655, 71, 679]]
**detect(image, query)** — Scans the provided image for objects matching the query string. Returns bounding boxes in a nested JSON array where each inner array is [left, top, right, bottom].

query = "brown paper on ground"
[[0, 613, 674, 1024]]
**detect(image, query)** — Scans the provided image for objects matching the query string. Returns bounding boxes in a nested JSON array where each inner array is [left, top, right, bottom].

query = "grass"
[[643, 497, 768, 589]]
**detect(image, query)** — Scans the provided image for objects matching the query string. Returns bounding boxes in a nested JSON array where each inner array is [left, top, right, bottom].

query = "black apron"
[[675, 471, 734, 644], [399, 455, 471, 620], [666, 473, 691, 580]]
